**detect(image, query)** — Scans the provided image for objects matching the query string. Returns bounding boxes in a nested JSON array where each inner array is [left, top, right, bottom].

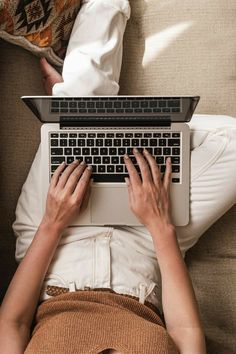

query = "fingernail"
[[73, 159, 79, 164], [125, 177, 130, 185], [143, 148, 148, 154], [167, 157, 171, 163], [124, 154, 129, 159], [133, 148, 139, 154], [87, 165, 92, 170], [80, 160, 86, 165]]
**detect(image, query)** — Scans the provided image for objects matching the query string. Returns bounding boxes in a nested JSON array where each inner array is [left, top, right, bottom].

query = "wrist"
[[39, 219, 64, 238], [147, 222, 178, 253]]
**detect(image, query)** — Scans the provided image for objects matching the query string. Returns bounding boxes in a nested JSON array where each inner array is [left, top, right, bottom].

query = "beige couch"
[[0, 0, 236, 353]]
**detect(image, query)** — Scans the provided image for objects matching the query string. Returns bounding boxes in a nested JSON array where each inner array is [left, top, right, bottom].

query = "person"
[[0, 0, 236, 353]]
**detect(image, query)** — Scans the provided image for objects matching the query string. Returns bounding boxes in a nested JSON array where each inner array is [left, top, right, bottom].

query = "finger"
[[50, 161, 67, 189], [64, 161, 88, 193], [163, 157, 172, 192], [124, 154, 141, 187], [56, 159, 81, 189], [73, 165, 92, 201], [133, 148, 152, 185], [143, 148, 161, 186]]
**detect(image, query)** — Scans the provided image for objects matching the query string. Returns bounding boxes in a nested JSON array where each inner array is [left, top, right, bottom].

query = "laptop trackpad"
[[91, 186, 138, 225]]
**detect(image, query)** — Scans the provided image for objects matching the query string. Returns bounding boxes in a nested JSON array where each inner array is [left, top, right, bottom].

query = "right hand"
[[41, 160, 92, 233], [124, 148, 174, 232]]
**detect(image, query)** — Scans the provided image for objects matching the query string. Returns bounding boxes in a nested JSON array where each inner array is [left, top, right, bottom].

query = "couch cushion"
[[120, 0, 236, 117]]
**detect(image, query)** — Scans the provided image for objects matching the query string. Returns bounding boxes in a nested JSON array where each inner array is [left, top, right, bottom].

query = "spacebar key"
[[92, 174, 128, 182]]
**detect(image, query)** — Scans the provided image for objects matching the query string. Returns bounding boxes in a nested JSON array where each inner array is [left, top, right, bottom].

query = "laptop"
[[22, 95, 200, 227]]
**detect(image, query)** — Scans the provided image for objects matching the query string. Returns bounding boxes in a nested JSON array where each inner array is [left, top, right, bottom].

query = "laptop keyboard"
[[50, 97, 181, 114], [50, 130, 181, 183]]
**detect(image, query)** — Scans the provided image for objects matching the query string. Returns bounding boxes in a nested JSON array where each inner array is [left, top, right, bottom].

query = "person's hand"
[[124, 148, 174, 232], [41, 160, 92, 233]]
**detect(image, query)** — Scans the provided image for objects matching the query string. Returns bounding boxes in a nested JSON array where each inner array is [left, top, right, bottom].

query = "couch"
[[0, 0, 236, 353]]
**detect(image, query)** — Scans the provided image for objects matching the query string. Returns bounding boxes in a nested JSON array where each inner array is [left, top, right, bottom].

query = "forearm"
[[149, 224, 206, 353], [0, 222, 62, 327]]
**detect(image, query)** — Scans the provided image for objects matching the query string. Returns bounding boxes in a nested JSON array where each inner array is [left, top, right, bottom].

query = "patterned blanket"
[[0, 0, 81, 66]]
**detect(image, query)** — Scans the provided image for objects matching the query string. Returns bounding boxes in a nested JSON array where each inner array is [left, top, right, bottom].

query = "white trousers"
[[12, 0, 236, 312]]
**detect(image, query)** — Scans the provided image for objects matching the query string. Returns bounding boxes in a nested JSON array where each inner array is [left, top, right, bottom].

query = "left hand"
[[41, 160, 92, 233]]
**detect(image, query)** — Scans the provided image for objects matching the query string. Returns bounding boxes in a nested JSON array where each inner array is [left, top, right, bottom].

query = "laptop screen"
[[21, 96, 200, 124]]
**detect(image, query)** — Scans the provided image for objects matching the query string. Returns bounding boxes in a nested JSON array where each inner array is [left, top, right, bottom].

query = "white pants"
[[12, 0, 236, 312]]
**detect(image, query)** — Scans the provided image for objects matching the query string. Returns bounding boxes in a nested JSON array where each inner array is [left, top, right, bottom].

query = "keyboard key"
[[107, 133, 114, 138], [163, 133, 171, 138], [100, 148, 108, 155], [96, 139, 103, 146], [78, 133, 86, 138], [141, 101, 148, 108], [123, 139, 130, 146], [51, 156, 65, 164], [167, 100, 180, 107], [67, 156, 74, 164], [163, 148, 171, 155], [51, 165, 59, 172], [94, 156, 101, 164], [134, 133, 142, 138], [107, 165, 115, 173], [105, 102, 113, 108], [105, 139, 112, 146], [98, 165, 106, 173], [51, 133, 59, 138], [109, 148, 117, 155], [150, 101, 157, 107], [154, 148, 162, 155], [69, 139, 76, 146], [131, 139, 139, 147], [169, 139, 180, 146], [132, 101, 140, 108], [171, 157, 180, 164], [162, 108, 171, 113], [145, 148, 153, 154], [88, 133, 96, 138], [144, 133, 152, 138], [159, 139, 166, 147], [78, 139, 86, 146], [156, 156, 164, 164], [116, 165, 124, 173], [159, 101, 166, 108], [82, 148, 90, 155], [97, 133, 105, 138], [114, 101, 122, 108], [150, 139, 157, 146], [60, 133, 68, 138], [87, 139, 94, 146], [69, 133, 77, 138], [60, 139, 67, 146], [153, 133, 161, 138], [111, 156, 119, 164], [73, 148, 81, 155], [172, 148, 180, 155], [141, 139, 148, 146], [87, 102, 95, 108], [172, 178, 180, 183], [92, 174, 129, 182], [85, 156, 92, 164], [91, 148, 99, 155], [172, 165, 180, 173], [172, 132, 180, 137], [114, 139, 122, 147], [65, 148, 72, 155], [118, 148, 126, 155], [102, 156, 110, 164], [96, 102, 104, 108], [160, 165, 166, 173], [92, 165, 97, 173], [51, 148, 63, 155], [172, 108, 180, 113], [125, 133, 133, 138]]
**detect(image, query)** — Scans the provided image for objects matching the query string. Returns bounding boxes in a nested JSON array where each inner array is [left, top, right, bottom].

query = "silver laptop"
[[22, 95, 200, 227]]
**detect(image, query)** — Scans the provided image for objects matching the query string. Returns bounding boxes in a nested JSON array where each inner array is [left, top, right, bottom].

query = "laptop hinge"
[[59, 115, 171, 128]]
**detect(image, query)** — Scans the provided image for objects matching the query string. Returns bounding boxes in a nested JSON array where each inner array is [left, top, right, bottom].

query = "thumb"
[[125, 177, 134, 205], [80, 183, 91, 213]]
